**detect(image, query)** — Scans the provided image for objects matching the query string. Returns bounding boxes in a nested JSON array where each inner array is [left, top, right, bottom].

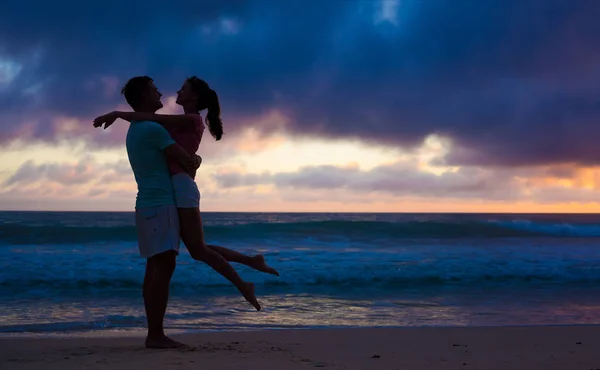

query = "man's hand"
[[93, 111, 119, 129], [163, 144, 203, 179], [184, 155, 202, 178]]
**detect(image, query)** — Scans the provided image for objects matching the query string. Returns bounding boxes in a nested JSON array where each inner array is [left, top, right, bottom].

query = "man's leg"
[[142, 261, 154, 329], [143, 250, 184, 349]]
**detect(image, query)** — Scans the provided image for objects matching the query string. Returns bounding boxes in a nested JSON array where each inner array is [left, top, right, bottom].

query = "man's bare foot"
[[242, 282, 261, 311], [250, 255, 279, 276], [145, 335, 188, 349]]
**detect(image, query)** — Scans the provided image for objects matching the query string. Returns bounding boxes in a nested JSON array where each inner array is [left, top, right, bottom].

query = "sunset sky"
[[1, 0, 600, 212]]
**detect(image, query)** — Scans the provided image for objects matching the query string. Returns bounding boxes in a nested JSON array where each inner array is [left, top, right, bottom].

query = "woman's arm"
[[116, 111, 197, 129], [93, 111, 197, 130]]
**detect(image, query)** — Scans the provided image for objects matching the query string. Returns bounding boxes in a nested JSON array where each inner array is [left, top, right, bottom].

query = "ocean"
[[1, 211, 600, 336]]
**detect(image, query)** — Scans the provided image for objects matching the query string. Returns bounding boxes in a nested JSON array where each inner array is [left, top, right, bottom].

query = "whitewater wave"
[[2, 266, 599, 298], [2, 219, 600, 245]]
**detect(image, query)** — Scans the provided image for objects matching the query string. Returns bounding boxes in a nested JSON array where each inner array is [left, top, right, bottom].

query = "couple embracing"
[[94, 76, 278, 349]]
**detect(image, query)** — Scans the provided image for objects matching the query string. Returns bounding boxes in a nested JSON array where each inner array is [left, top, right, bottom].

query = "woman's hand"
[[93, 111, 119, 129]]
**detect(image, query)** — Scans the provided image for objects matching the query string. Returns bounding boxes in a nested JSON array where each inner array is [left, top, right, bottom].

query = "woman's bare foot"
[[250, 255, 279, 276], [145, 335, 188, 349], [242, 282, 261, 311]]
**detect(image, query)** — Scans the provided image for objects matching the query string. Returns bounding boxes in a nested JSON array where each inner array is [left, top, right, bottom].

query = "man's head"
[[121, 76, 163, 112]]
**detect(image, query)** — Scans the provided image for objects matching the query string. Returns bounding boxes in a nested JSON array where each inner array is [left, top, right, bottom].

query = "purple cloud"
[[0, 0, 599, 167], [211, 162, 600, 203]]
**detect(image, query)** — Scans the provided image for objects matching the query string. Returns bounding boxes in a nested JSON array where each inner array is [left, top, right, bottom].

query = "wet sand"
[[1, 326, 598, 369]]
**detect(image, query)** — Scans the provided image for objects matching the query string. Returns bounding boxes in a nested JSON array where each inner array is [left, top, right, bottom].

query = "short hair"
[[121, 76, 154, 110]]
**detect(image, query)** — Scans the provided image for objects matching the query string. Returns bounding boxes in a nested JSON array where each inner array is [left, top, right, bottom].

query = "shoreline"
[[2, 322, 600, 339], [2, 325, 599, 369]]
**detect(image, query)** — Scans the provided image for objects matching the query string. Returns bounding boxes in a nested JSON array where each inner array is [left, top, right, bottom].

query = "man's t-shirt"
[[126, 121, 176, 209]]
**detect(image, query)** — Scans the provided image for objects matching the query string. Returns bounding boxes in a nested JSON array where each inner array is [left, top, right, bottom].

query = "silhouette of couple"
[[93, 76, 278, 349]]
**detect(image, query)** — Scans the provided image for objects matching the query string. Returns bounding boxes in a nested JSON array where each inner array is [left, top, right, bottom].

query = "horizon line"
[[1, 209, 599, 215]]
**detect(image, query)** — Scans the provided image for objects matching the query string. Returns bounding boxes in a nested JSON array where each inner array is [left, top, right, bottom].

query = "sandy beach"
[[1, 325, 598, 370]]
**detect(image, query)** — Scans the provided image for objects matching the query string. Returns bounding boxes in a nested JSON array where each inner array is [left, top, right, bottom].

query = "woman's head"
[[176, 77, 223, 141]]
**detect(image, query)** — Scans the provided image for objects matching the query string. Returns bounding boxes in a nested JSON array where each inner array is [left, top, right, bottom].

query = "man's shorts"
[[171, 173, 201, 208], [135, 204, 180, 258]]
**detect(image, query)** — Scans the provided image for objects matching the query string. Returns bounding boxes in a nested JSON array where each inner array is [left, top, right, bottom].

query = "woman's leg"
[[173, 173, 277, 275], [206, 243, 279, 276], [178, 207, 261, 311]]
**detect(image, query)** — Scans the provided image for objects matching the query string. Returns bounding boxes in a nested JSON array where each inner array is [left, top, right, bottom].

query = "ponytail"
[[187, 76, 224, 141], [205, 89, 223, 141]]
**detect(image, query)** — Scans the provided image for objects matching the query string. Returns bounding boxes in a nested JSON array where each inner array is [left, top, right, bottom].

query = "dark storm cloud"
[[1, 0, 599, 167]]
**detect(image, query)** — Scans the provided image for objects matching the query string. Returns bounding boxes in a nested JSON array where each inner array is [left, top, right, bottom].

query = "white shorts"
[[135, 204, 180, 258], [171, 173, 201, 208]]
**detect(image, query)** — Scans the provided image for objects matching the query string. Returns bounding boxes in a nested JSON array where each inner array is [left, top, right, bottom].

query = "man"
[[102, 76, 199, 348]]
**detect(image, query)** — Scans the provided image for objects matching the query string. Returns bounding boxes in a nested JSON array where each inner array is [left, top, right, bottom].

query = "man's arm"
[[163, 144, 202, 178], [147, 122, 201, 177]]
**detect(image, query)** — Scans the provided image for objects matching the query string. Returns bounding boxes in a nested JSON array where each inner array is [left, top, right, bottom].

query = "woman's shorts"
[[171, 173, 201, 208]]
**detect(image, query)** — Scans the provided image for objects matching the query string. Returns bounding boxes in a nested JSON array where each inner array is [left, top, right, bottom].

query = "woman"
[[94, 77, 278, 311]]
